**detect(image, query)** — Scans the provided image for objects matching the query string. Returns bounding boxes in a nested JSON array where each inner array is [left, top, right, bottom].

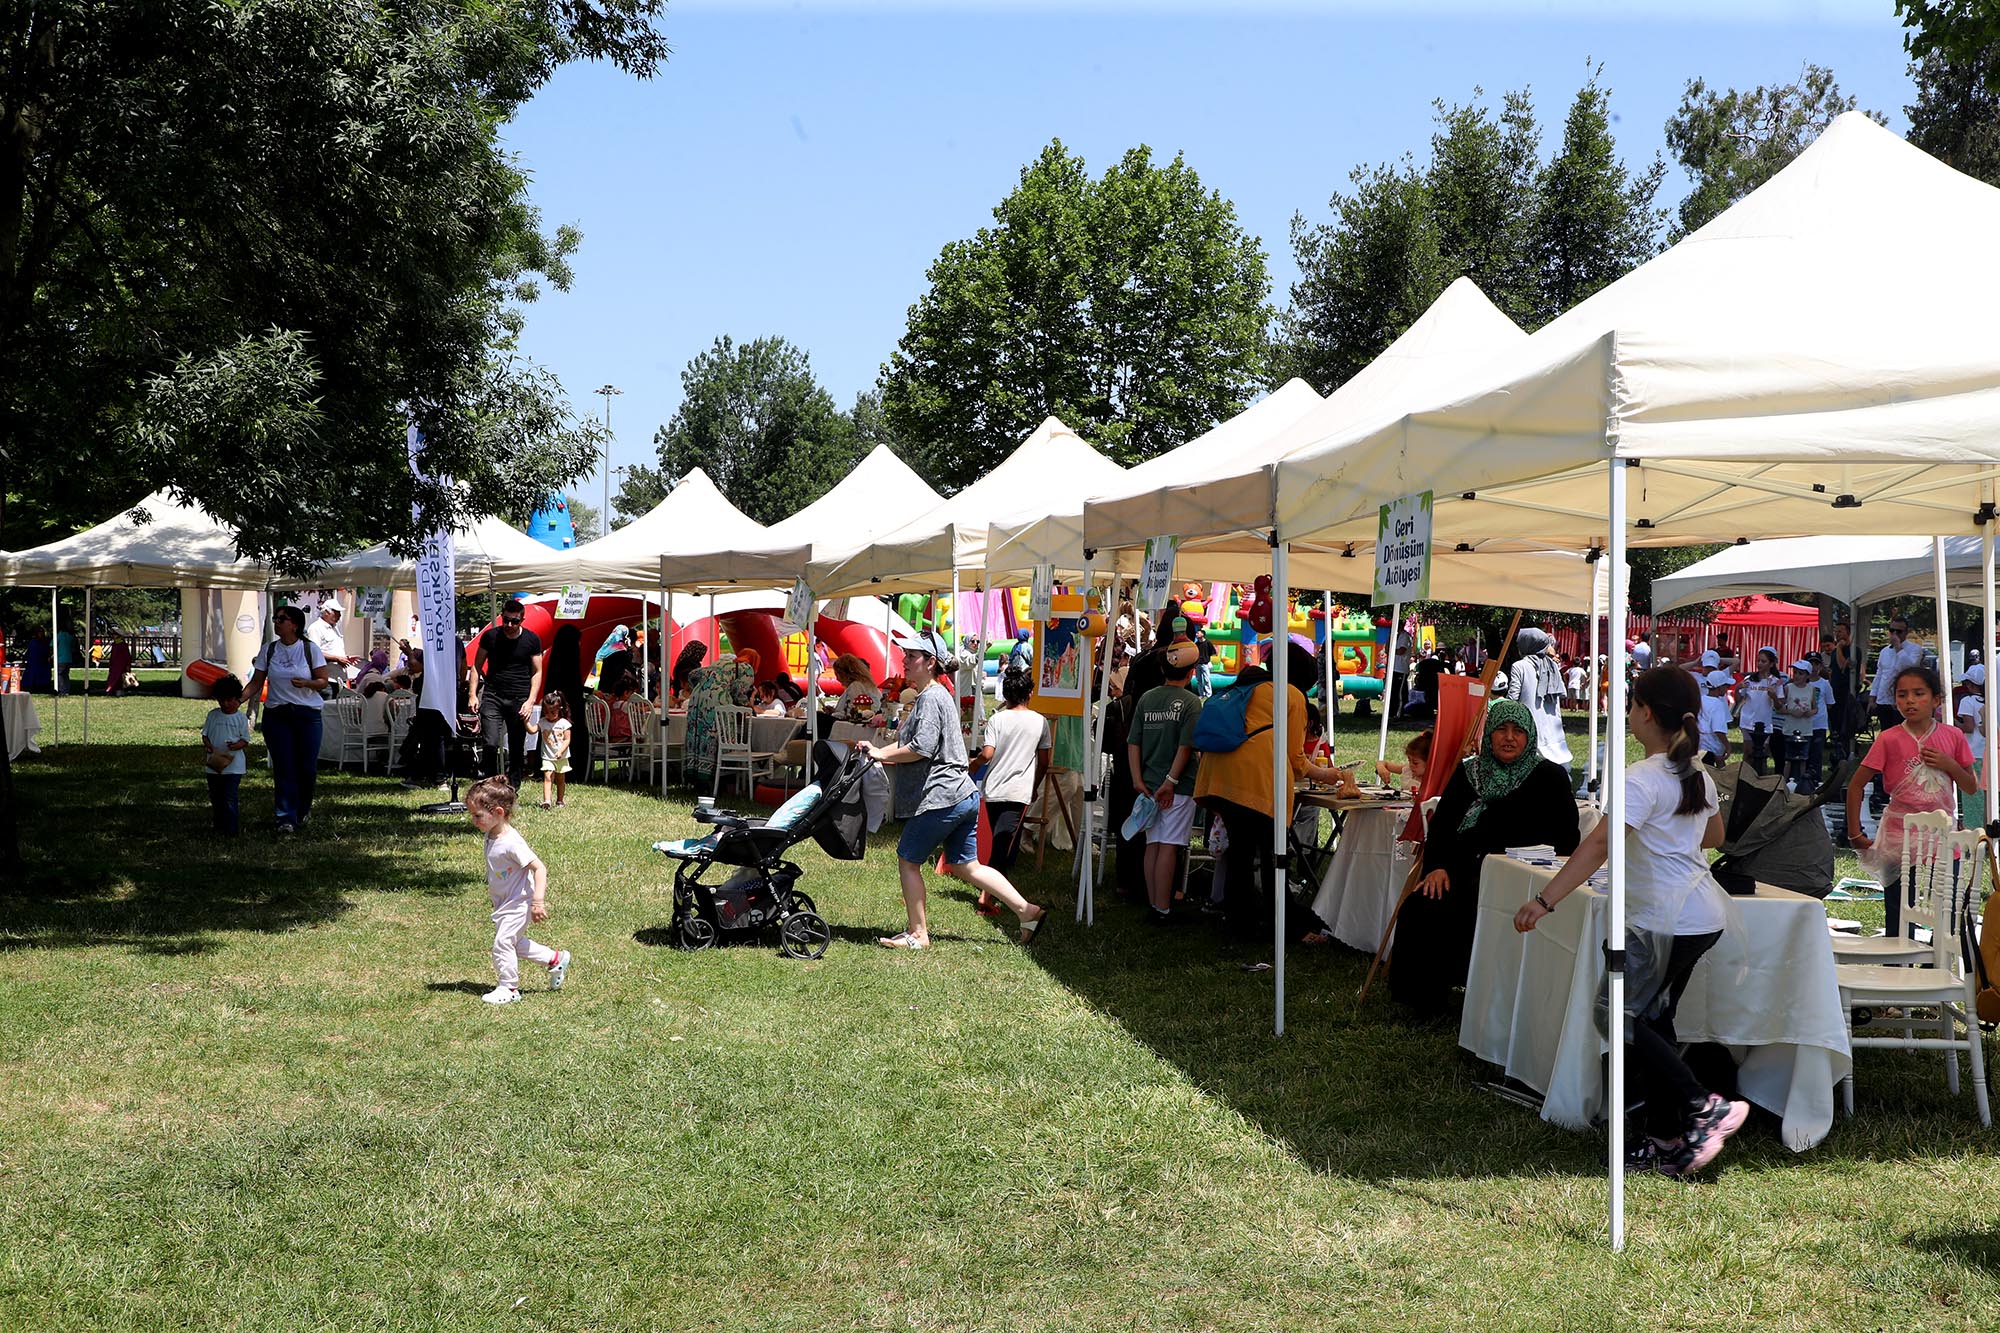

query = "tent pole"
[[1321, 590, 1335, 748], [1983, 523, 1996, 825], [1606, 461, 1631, 1252], [660, 559, 670, 797], [82, 586, 92, 744], [1377, 603, 1399, 761], [971, 574, 987, 750], [1935, 537, 1952, 681], [1587, 554, 1603, 795], [50, 587, 59, 745], [1270, 534, 1289, 1038], [1081, 574, 1122, 926], [1073, 553, 1096, 917]]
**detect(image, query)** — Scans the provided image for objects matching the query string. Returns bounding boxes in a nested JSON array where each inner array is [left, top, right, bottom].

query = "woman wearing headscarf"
[[671, 640, 707, 704], [1389, 699, 1581, 1015], [545, 623, 591, 779], [684, 651, 757, 789], [590, 625, 633, 693], [103, 637, 134, 696], [1505, 626, 1574, 770]]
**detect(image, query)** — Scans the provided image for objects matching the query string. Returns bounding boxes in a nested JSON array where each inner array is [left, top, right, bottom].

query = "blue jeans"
[[898, 792, 981, 866], [207, 773, 241, 835], [263, 704, 323, 829]]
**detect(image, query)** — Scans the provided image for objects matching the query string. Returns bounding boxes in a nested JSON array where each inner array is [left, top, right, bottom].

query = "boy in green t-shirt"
[[1127, 640, 1204, 924]]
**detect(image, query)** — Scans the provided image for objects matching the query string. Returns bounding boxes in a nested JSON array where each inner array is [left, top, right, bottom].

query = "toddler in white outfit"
[[466, 776, 571, 1005]]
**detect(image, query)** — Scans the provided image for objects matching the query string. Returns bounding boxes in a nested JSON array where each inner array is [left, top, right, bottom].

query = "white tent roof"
[[312, 514, 555, 590], [985, 379, 1324, 582], [667, 445, 944, 591], [0, 490, 271, 590], [488, 468, 782, 593], [1265, 114, 2000, 550], [1652, 536, 1992, 612], [809, 416, 1125, 596]]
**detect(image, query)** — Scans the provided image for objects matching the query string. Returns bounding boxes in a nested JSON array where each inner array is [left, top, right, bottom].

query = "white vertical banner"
[[1138, 536, 1179, 613], [407, 425, 457, 721], [1029, 563, 1055, 622]]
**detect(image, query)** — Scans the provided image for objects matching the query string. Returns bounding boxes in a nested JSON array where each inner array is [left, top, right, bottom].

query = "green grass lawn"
[[3, 697, 1997, 1331]]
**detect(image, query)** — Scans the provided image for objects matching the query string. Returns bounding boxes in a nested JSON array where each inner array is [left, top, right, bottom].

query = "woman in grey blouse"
[[859, 630, 1048, 950]]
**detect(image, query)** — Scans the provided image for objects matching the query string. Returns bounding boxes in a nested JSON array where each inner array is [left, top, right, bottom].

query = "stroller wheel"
[[779, 911, 831, 961], [786, 889, 817, 918], [678, 916, 717, 951]]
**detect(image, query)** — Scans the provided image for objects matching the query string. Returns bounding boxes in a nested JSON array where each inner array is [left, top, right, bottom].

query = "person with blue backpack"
[[1193, 639, 1341, 940]]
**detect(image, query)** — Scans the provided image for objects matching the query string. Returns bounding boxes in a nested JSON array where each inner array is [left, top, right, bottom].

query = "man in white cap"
[[307, 601, 355, 690]]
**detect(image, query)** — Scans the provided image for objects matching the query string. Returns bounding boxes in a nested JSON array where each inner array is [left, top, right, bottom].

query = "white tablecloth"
[[751, 715, 802, 755], [1309, 804, 1413, 953], [3, 694, 41, 760], [1462, 856, 1851, 1151]]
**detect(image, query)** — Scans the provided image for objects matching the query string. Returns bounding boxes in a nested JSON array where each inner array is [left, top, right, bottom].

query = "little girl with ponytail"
[[1513, 666, 1749, 1179]]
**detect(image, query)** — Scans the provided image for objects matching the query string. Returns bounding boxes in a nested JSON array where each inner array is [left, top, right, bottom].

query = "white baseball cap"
[[1700, 650, 1721, 667], [1704, 669, 1734, 688]]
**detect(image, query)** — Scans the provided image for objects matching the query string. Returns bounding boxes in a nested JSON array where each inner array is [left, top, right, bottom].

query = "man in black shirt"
[[1410, 650, 1448, 720], [469, 602, 545, 786]]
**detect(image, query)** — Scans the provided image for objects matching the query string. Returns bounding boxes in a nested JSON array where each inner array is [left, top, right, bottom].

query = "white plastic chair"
[[1837, 813, 1991, 1126], [1831, 812, 1943, 965], [712, 706, 773, 798], [332, 694, 367, 770], [582, 696, 614, 783]]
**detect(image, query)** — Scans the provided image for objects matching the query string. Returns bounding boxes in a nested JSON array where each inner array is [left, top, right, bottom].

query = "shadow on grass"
[[3, 742, 475, 952], [423, 980, 492, 996], [1909, 1228, 2000, 1276]]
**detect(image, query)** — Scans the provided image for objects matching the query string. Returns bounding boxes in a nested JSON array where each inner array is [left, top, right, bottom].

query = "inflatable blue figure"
[[525, 495, 577, 550]]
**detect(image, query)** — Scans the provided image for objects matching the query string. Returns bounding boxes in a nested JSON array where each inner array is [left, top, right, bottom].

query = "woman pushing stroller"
[[860, 629, 1049, 950]]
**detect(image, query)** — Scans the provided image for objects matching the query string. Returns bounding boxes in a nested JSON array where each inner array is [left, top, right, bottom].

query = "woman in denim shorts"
[[859, 630, 1048, 950]]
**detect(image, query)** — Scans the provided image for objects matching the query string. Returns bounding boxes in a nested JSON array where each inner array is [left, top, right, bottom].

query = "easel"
[[1020, 765, 1079, 870], [1359, 610, 1522, 1003]]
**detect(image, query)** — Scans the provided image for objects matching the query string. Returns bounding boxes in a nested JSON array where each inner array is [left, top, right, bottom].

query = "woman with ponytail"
[[1515, 666, 1749, 1179], [1389, 699, 1581, 1015]]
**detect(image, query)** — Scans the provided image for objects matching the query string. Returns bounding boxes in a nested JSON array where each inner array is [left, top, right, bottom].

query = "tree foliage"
[[1276, 73, 1662, 392], [880, 142, 1271, 491], [1907, 46, 2000, 185], [614, 336, 863, 527], [1664, 65, 1881, 241], [1898, 0, 2000, 93], [0, 1, 668, 569]]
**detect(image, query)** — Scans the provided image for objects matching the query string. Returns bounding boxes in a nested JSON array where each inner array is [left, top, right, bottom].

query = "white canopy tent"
[[0, 490, 271, 590], [312, 514, 556, 591], [677, 444, 944, 591], [1652, 535, 1994, 613], [487, 468, 786, 594], [808, 416, 1126, 598], [1238, 113, 2000, 1248]]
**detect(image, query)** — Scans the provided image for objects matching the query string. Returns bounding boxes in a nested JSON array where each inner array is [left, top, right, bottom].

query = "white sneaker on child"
[[481, 985, 521, 1006], [548, 950, 571, 991]]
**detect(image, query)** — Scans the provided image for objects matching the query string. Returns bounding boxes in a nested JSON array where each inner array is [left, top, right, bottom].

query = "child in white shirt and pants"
[[466, 777, 571, 1005]]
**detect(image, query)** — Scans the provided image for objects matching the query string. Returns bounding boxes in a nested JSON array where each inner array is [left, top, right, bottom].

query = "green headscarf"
[[1457, 698, 1543, 833]]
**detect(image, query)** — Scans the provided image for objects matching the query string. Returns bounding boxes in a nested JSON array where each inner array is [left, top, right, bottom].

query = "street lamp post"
[[594, 383, 622, 533]]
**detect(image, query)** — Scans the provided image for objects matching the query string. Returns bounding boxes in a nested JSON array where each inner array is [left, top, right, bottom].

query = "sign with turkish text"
[[555, 584, 591, 621], [1374, 491, 1433, 604], [407, 426, 458, 720], [1029, 564, 1054, 622], [1139, 536, 1180, 614], [780, 578, 813, 635]]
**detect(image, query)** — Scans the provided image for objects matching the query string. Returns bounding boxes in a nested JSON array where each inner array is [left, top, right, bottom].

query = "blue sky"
[[500, 1, 1921, 511]]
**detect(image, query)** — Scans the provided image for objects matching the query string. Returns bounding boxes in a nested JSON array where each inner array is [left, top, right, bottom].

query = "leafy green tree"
[[1525, 71, 1666, 327], [1898, 1, 2000, 91], [1278, 76, 1660, 389], [1907, 46, 2000, 184], [0, 0, 665, 875], [648, 336, 861, 525], [1664, 66, 1881, 241], [881, 142, 1271, 490], [566, 496, 602, 543]]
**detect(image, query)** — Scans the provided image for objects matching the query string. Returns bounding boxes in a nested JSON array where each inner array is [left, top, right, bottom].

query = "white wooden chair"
[[622, 700, 658, 784], [661, 711, 687, 787], [385, 696, 415, 774], [1831, 813, 1940, 964], [1837, 812, 1990, 1126], [332, 694, 368, 771], [582, 696, 616, 783], [712, 706, 774, 798]]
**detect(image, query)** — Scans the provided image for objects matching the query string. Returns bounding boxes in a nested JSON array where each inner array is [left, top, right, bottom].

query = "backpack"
[[1192, 679, 1271, 754]]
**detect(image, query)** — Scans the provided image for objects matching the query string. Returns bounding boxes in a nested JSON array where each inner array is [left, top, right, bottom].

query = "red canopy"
[[1713, 595, 1818, 627]]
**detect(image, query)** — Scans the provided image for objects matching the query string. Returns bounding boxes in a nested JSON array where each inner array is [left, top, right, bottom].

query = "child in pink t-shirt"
[[1846, 663, 1978, 939]]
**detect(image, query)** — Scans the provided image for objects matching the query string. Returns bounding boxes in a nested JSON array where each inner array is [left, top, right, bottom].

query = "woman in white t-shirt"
[[1736, 648, 1782, 775], [1513, 666, 1750, 1180], [971, 666, 1052, 884], [241, 605, 331, 835]]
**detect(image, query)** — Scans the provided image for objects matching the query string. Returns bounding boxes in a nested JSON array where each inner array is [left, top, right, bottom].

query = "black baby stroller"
[[654, 741, 872, 959]]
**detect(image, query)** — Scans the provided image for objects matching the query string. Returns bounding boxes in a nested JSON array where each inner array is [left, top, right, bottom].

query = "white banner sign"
[[1029, 564, 1054, 622], [1374, 491, 1433, 604], [407, 426, 458, 721], [779, 578, 814, 635], [356, 586, 390, 630], [1139, 536, 1179, 614], [555, 584, 591, 621]]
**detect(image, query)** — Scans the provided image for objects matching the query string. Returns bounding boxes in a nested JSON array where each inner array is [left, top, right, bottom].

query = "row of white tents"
[[6, 111, 2000, 1247]]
